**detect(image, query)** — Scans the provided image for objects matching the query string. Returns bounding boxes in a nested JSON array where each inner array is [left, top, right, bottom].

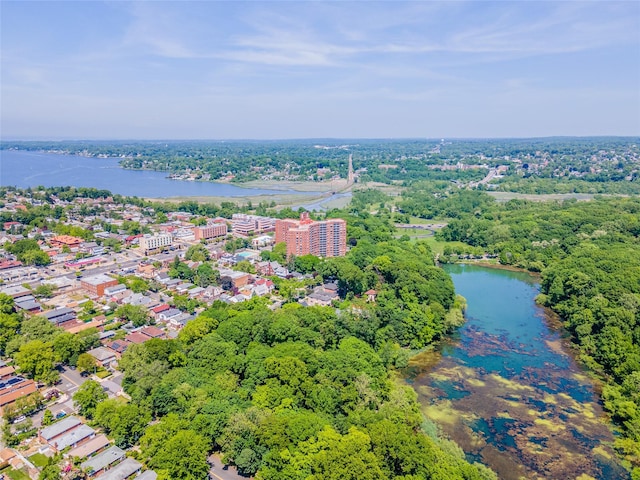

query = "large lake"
[[407, 265, 628, 480], [0, 150, 313, 198]]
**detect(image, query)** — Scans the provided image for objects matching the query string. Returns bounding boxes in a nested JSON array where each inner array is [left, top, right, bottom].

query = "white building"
[[139, 234, 173, 253]]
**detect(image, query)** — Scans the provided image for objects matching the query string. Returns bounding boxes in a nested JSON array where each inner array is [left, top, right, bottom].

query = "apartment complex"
[[275, 212, 346, 258], [138, 234, 172, 253], [194, 222, 227, 241], [231, 214, 276, 236]]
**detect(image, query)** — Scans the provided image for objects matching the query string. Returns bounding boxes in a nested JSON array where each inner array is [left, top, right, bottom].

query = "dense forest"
[[401, 187, 640, 473]]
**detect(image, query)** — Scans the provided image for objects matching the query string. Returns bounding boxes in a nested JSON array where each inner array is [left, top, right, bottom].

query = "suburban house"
[[94, 457, 142, 480], [42, 307, 77, 326], [81, 445, 125, 476], [87, 347, 117, 368], [39, 416, 85, 450], [65, 434, 110, 460], [0, 376, 38, 415]]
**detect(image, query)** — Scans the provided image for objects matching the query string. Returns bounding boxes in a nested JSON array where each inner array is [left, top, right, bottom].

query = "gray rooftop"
[[94, 457, 142, 480], [0, 285, 30, 296], [81, 274, 116, 286], [136, 472, 157, 480], [15, 300, 41, 311], [66, 434, 110, 460], [40, 416, 81, 441], [87, 347, 117, 362], [42, 307, 75, 320], [82, 446, 125, 474], [54, 424, 95, 450]]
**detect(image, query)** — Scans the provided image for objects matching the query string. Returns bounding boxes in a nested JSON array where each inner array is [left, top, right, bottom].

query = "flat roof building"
[[81, 274, 119, 297], [138, 234, 172, 254], [194, 223, 227, 241], [275, 212, 346, 258]]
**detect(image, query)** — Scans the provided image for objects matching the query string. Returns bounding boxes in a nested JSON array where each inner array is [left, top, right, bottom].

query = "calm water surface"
[[0, 150, 314, 198], [407, 264, 628, 480]]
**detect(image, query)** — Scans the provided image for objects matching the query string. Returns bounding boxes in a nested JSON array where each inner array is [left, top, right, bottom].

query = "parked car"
[[12, 415, 26, 424]]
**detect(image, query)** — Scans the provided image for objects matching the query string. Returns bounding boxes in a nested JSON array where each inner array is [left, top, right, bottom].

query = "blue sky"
[[1, 1, 639, 139]]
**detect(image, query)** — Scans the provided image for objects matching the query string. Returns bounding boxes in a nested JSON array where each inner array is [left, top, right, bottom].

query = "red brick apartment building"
[[80, 274, 119, 297], [194, 222, 228, 241], [275, 212, 346, 258]]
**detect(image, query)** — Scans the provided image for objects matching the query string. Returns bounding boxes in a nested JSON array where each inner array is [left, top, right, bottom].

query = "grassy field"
[[487, 192, 597, 202], [420, 237, 471, 256], [0, 467, 30, 480], [144, 192, 325, 208], [238, 178, 349, 192], [28, 453, 48, 468]]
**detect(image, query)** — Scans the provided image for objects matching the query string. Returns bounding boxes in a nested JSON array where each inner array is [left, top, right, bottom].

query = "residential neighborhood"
[[0, 188, 349, 480]]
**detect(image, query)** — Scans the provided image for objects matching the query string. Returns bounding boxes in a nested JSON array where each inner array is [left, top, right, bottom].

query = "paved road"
[[208, 455, 249, 480]]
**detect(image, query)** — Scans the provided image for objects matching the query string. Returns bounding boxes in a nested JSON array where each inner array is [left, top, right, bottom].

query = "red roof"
[[364, 289, 377, 295], [151, 304, 170, 314], [140, 326, 165, 338], [126, 332, 151, 344], [0, 260, 22, 270]]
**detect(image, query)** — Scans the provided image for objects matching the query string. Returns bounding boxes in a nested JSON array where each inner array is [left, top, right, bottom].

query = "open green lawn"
[[0, 467, 30, 480], [420, 237, 471, 256], [28, 453, 48, 468]]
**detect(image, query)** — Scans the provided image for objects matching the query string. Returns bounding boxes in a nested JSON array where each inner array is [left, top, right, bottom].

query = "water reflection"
[[407, 265, 628, 480]]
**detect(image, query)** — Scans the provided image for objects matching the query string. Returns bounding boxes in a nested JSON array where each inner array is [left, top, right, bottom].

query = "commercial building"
[[231, 214, 276, 236], [275, 212, 347, 258], [194, 222, 227, 241], [138, 234, 172, 254], [81, 274, 119, 297], [50, 235, 83, 249]]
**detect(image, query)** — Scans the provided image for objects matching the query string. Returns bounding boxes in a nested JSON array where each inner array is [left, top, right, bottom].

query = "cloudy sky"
[[2, 1, 639, 139]]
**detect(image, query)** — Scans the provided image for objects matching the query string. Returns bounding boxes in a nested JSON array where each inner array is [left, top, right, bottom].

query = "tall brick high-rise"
[[275, 212, 347, 258]]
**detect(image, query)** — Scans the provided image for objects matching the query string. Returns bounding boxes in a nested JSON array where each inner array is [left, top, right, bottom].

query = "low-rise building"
[[81, 445, 125, 476], [0, 376, 38, 414], [94, 457, 142, 480], [81, 274, 119, 297], [66, 434, 110, 460], [42, 307, 77, 325], [50, 235, 83, 249], [87, 347, 117, 368], [0, 285, 31, 300], [218, 269, 252, 289], [39, 416, 82, 445], [54, 424, 95, 451], [231, 214, 276, 235]]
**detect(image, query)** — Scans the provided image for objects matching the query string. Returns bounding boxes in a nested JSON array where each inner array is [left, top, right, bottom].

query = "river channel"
[[0, 150, 316, 199], [406, 264, 628, 480]]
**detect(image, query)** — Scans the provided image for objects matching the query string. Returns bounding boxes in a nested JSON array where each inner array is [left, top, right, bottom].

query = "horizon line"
[[2, 135, 639, 143]]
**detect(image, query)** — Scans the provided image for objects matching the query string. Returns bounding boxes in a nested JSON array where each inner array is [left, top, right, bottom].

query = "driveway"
[[58, 366, 86, 396], [208, 455, 250, 480]]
